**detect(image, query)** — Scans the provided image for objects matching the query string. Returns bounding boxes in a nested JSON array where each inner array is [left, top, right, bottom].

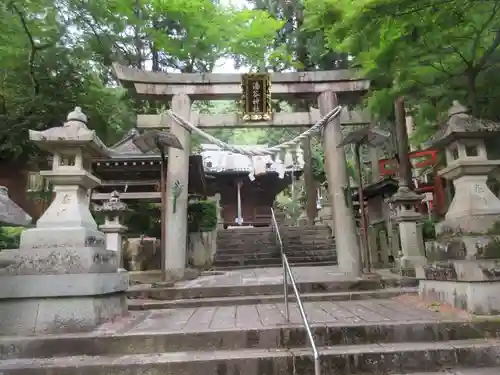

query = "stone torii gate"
[[112, 64, 371, 277]]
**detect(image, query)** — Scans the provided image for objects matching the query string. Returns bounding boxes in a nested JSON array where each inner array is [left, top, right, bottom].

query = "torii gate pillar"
[[164, 93, 192, 280], [319, 91, 362, 276]]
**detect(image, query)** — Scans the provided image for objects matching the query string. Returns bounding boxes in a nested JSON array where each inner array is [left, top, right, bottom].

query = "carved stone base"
[[416, 259, 500, 315], [426, 234, 500, 261], [19, 226, 106, 251], [0, 245, 119, 275], [436, 214, 500, 237]]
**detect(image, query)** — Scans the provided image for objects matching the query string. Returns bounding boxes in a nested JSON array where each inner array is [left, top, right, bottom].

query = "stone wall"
[[122, 237, 161, 271], [187, 230, 217, 269]]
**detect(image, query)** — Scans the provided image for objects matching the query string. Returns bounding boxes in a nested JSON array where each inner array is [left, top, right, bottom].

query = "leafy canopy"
[[304, 0, 500, 142]]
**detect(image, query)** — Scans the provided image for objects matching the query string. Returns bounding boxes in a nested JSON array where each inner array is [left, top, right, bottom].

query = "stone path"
[[146, 265, 386, 290], [97, 298, 462, 335]]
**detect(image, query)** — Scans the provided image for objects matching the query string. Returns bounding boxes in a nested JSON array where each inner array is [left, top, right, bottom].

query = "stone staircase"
[[2, 270, 500, 375], [214, 225, 337, 269]]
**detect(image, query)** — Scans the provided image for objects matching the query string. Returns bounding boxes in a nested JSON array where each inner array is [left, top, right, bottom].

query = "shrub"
[[422, 218, 437, 241], [187, 200, 217, 233], [0, 226, 25, 250]]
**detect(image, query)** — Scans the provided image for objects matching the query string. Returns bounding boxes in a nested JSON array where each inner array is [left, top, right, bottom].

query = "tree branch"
[[470, 2, 500, 63], [475, 28, 500, 71], [10, 3, 41, 95]]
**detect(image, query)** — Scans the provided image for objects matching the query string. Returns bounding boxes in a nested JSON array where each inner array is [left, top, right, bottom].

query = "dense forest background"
[[2, 0, 500, 235]]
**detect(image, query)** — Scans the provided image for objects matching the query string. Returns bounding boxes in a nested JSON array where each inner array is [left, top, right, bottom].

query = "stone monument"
[[95, 190, 128, 270], [0, 107, 128, 335], [416, 101, 500, 314]]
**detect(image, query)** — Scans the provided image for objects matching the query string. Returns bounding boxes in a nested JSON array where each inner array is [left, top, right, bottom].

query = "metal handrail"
[[270, 208, 320, 375]]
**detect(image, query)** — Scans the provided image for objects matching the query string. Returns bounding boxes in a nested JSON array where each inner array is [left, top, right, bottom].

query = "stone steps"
[[2, 340, 499, 374], [214, 249, 336, 259], [213, 260, 338, 270], [127, 278, 400, 300], [213, 256, 337, 268], [214, 247, 337, 270], [215, 225, 337, 269], [0, 318, 496, 358], [128, 288, 414, 310], [214, 245, 335, 255]]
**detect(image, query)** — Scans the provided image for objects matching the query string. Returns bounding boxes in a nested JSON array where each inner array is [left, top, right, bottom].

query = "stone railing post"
[[0, 107, 128, 336], [95, 191, 128, 270]]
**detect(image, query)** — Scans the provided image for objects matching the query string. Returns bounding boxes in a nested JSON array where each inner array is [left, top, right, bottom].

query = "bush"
[[422, 218, 437, 241], [0, 226, 25, 250], [187, 200, 217, 233]]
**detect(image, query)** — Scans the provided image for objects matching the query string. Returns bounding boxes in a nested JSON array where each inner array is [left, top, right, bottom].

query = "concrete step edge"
[[1, 339, 498, 372], [128, 287, 416, 309], [5, 317, 497, 361], [213, 257, 337, 264], [212, 261, 338, 270]]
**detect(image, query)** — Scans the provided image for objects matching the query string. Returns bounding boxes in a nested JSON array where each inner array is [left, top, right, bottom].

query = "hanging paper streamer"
[[296, 144, 305, 168], [284, 150, 294, 168], [252, 155, 267, 176]]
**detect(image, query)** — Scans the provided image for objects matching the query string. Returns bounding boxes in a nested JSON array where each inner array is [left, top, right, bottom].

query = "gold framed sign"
[[241, 73, 272, 121]]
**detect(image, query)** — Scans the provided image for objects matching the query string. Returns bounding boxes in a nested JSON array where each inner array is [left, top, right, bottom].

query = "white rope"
[[166, 105, 343, 156]]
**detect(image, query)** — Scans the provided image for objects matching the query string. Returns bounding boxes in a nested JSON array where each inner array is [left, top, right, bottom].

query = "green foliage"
[[0, 0, 283, 162], [125, 202, 161, 238], [422, 218, 437, 241], [187, 200, 217, 233], [0, 226, 25, 250], [304, 0, 500, 140]]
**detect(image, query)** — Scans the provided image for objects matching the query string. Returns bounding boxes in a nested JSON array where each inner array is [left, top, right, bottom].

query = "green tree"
[[304, 0, 500, 142]]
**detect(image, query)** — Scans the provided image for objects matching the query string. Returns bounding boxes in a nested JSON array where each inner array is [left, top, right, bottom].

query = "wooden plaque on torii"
[[241, 73, 272, 121]]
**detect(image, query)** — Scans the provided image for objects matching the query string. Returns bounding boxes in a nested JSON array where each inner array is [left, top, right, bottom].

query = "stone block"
[[428, 233, 500, 260], [19, 226, 105, 250], [416, 259, 500, 314], [419, 279, 500, 315], [0, 271, 128, 299], [123, 237, 160, 271], [0, 269, 128, 336], [187, 230, 217, 268], [0, 293, 127, 336], [436, 215, 500, 237]]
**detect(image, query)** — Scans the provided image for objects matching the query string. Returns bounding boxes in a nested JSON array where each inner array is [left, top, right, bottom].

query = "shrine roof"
[[351, 177, 399, 202], [106, 128, 159, 159], [430, 101, 500, 148], [200, 143, 303, 174]]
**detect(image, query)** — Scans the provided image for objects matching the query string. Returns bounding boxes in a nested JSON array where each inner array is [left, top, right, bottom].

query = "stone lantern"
[[387, 180, 426, 271], [0, 107, 128, 336], [415, 102, 500, 315], [95, 191, 128, 269], [433, 101, 500, 236]]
